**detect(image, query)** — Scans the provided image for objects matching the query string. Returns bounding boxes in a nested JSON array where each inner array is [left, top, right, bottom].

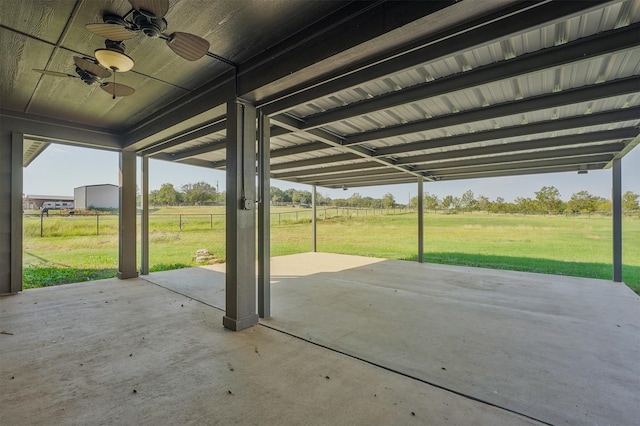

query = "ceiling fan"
[[33, 56, 135, 99], [86, 0, 210, 61]]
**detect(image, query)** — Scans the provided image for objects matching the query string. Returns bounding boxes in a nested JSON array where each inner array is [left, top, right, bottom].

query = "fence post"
[[40, 214, 43, 237], [210, 214, 213, 229], [278, 213, 281, 225], [179, 214, 182, 230], [96, 213, 99, 236]]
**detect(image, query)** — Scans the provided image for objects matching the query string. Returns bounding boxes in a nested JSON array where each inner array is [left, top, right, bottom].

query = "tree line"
[[149, 182, 223, 205], [148, 182, 640, 214], [409, 186, 640, 214]]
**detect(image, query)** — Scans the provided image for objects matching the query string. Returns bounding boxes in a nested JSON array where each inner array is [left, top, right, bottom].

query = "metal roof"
[[2, 0, 639, 186]]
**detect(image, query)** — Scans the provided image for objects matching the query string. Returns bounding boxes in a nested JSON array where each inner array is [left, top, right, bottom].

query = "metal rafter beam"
[[396, 128, 637, 165], [272, 161, 381, 179], [270, 113, 346, 145], [314, 175, 422, 188], [270, 153, 362, 172], [301, 24, 640, 130], [428, 154, 614, 176], [270, 113, 430, 180], [290, 152, 615, 187], [139, 119, 227, 156], [608, 133, 640, 169], [435, 163, 608, 181], [270, 126, 292, 138], [211, 153, 362, 172], [374, 107, 640, 157], [268, 128, 635, 172], [294, 167, 406, 184], [270, 141, 332, 159], [272, 108, 639, 158], [261, 0, 611, 115], [169, 140, 227, 161], [413, 142, 626, 172], [347, 78, 639, 145], [324, 179, 416, 189], [151, 153, 216, 169]]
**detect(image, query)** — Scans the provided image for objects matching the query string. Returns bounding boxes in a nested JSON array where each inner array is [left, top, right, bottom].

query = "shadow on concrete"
[[408, 251, 639, 291]]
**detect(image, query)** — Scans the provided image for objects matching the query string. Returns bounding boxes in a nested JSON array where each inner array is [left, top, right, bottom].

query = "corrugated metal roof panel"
[[159, 130, 226, 153], [286, 2, 640, 124]]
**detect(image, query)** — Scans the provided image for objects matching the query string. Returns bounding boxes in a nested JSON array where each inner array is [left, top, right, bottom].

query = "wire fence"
[[23, 207, 639, 237], [23, 207, 409, 237]]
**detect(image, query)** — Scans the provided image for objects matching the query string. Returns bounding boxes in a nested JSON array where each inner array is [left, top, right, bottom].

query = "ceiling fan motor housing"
[[132, 11, 167, 38], [104, 39, 126, 53], [103, 13, 127, 26]]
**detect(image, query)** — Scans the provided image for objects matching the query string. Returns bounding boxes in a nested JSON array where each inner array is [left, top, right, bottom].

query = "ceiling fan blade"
[[73, 57, 112, 79], [33, 69, 77, 78], [86, 23, 139, 41], [166, 32, 210, 61], [129, 0, 170, 18], [101, 82, 136, 97]]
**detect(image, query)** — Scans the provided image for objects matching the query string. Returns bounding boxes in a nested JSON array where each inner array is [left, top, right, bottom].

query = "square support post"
[[257, 110, 271, 319], [612, 158, 622, 282], [118, 150, 138, 279], [1, 132, 24, 294], [312, 185, 317, 253], [417, 177, 424, 263], [224, 99, 259, 331], [10, 133, 23, 292], [140, 156, 149, 275]]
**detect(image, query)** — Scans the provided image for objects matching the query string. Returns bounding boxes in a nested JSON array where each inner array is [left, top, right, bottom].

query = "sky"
[[23, 143, 640, 204]]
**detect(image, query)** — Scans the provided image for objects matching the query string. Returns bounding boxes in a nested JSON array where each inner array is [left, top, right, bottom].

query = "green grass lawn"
[[22, 209, 640, 294]]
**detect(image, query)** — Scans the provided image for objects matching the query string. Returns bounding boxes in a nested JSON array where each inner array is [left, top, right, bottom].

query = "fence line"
[[23, 208, 639, 237]]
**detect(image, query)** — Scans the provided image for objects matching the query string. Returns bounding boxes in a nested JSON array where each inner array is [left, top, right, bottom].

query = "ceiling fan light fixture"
[[94, 49, 134, 72]]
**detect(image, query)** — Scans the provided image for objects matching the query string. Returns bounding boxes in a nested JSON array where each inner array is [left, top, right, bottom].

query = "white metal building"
[[74, 184, 119, 210]]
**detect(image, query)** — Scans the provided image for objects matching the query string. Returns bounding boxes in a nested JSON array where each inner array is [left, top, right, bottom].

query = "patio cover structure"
[[1, 0, 639, 330]]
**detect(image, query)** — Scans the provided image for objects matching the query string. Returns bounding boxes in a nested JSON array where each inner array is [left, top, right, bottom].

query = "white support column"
[[418, 177, 424, 263], [118, 150, 138, 279], [140, 156, 149, 275], [612, 158, 622, 282], [257, 110, 271, 319], [312, 185, 317, 253], [224, 99, 259, 331]]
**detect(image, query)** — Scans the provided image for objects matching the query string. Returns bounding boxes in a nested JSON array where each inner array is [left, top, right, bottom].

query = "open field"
[[22, 207, 640, 294]]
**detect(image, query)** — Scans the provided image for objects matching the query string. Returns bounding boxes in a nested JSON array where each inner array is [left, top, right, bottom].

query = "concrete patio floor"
[[2, 253, 639, 425]]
